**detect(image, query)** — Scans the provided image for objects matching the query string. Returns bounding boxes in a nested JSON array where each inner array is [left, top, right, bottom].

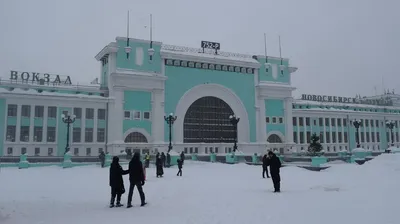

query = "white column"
[[108, 90, 124, 144], [323, 117, 327, 148], [284, 98, 293, 143], [15, 104, 22, 143], [335, 118, 339, 150], [303, 117, 307, 144], [29, 105, 34, 142], [93, 108, 98, 143], [341, 118, 345, 146], [329, 117, 333, 148], [152, 89, 165, 143], [375, 120, 378, 149], [43, 106, 48, 142], [260, 99, 267, 143]]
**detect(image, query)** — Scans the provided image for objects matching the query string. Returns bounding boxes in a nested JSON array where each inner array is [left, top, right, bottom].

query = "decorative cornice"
[[111, 70, 167, 81], [289, 67, 298, 73], [95, 42, 118, 61]]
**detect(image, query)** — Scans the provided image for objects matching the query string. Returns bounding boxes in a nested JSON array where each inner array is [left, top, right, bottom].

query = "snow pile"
[[352, 147, 366, 152], [0, 156, 399, 224], [387, 146, 400, 153]]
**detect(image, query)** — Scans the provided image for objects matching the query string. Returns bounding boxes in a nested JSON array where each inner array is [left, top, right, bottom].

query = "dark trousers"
[[162, 160, 166, 168], [145, 160, 150, 168], [127, 182, 145, 205], [271, 174, 281, 192], [110, 188, 122, 205], [177, 168, 182, 176], [101, 160, 105, 168], [262, 167, 270, 178]]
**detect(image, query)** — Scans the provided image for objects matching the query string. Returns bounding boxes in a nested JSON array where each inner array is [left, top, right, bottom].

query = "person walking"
[[156, 153, 164, 178], [127, 152, 147, 208], [177, 159, 183, 176], [268, 151, 282, 192], [180, 151, 185, 165], [161, 152, 166, 168], [144, 152, 150, 168], [109, 156, 129, 208], [166, 152, 171, 167], [99, 151, 106, 168], [262, 154, 270, 179]]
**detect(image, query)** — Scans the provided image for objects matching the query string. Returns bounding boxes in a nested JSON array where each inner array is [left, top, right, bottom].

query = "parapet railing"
[[0, 78, 103, 92]]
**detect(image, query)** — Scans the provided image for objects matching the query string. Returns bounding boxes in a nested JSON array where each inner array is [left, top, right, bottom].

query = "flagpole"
[[279, 35, 282, 65], [264, 33, 268, 63]]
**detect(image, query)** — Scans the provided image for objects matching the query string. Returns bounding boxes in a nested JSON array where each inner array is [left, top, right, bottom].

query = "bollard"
[[311, 156, 327, 167], [252, 153, 258, 164], [210, 153, 217, 163], [191, 153, 198, 161], [18, 153, 29, 169], [62, 151, 73, 168], [225, 152, 237, 164], [104, 153, 112, 167]]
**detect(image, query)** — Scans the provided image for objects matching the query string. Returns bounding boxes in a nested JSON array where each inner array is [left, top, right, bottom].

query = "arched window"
[[124, 132, 148, 143], [184, 96, 235, 143], [267, 134, 282, 143]]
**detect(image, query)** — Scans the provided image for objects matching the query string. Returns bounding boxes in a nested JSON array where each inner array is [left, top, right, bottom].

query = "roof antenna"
[[264, 33, 268, 63], [124, 11, 132, 59], [279, 35, 283, 65], [148, 14, 155, 61]]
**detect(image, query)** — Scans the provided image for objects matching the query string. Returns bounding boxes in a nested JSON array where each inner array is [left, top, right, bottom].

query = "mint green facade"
[[257, 57, 290, 84], [265, 99, 285, 136], [123, 90, 152, 136]]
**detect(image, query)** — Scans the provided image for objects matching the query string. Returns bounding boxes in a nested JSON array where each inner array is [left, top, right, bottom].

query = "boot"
[[109, 204, 115, 208], [140, 202, 147, 207], [127, 204, 133, 208], [116, 201, 123, 207]]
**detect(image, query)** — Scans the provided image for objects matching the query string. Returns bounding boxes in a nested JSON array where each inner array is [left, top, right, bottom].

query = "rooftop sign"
[[10, 70, 72, 85], [301, 94, 393, 106]]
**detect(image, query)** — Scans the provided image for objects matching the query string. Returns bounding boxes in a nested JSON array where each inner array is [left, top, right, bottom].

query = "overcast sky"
[[0, 0, 399, 98]]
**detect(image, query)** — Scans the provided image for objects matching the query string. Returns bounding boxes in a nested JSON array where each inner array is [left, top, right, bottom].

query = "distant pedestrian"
[[177, 159, 183, 176], [161, 152, 166, 168], [262, 154, 270, 179], [127, 152, 146, 208], [144, 152, 150, 168], [156, 153, 164, 178], [109, 156, 129, 208], [268, 151, 282, 192], [99, 151, 106, 168], [180, 151, 185, 165], [166, 152, 171, 167]]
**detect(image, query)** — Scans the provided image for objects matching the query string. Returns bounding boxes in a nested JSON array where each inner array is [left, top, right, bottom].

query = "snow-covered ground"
[[1, 155, 399, 224]]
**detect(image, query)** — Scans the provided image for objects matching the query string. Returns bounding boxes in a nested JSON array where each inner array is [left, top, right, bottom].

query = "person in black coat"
[[156, 153, 164, 177], [177, 159, 183, 176], [180, 151, 185, 165], [166, 153, 171, 167], [127, 152, 146, 208], [109, 156, 129, 207], [161, 152, 166, 168], [267, 151, 282, 192], [262, 154, 270, 179], [99, 151, 106, 168]]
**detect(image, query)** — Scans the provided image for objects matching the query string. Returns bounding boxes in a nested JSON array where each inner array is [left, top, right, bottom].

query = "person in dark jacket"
[[267, 151, 282, 192], [144, 152, 150, 168], [109, 156, 129, 207], [99, 151, 106, 168], [166, 152, 171, 167], [161, 152, 166, 168], [156, 153, 164, 177], [262, 154, 270, 179], [177, 159, 183, 176], [180, 151, 185, 165], [127, 152, 146, 208]]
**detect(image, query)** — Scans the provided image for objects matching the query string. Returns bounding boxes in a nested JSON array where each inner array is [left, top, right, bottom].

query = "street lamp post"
[[352, 119, 362, 148], [229, 114, 240, 152], [386, 120, 396, 147], [61, 112, 76, 154], [164, 113, 177, 153]]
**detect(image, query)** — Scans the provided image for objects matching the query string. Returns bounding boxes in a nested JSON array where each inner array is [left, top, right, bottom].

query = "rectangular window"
[[98, 109, 106, 120], [306, 131, 311, 143], [344, 119, 347, 127], [331, 118, 336, 126], [337, 118, 342, 127], [143, 111, 151, 120], [74, 108, 82, 119], [376, 120, 379, 127], [48, 106, 57, 118], [124, 111, 131, 119], [278, 117, 284, 124], [365, 120, 369, 127], [7, 147, 13, 155], [48, 148, 54, 156], [97, 128, 105, 142], [306, 118, 310, 126], [85, 128, 93, 142], [299, 117, 304, 126], [361, 132, 365, 142], [326, 132, 330, 143], [292, 117, 297, 126], [133, 111, 141, 120], [74, 148, 79, 156], [293, 132, 297, 143], [73, 128, 81, 142], [6, 125, 16, 142], [34, 106, 44, 118], [47, 126, 56, 142], [319, 132, 324, 143], [21, 147, 27, 155], [366, 133, 370, 142], [21, 105, 31, 117], [372, 133, 375, 142], [184, 147, 188, 153], [34, 147, 40, 156], [20, 126, 30, 142], [332, 132, 336, 143], [215, 147, 219, 153], [319, 118, 323, 126], [272, 117, 277, 123], [344, 132, 348, 143], [266, 117, 270, 123], [34, 126, 43, 142], [86, 148, 91, 156], [194, 147, 198, 153], [8, 104, 17, 117], [86, 108, 94, 119], [313, 119, 317, 126], [325, 118, 330, 126], [370, 119, 374, 127], [300, 132, 304, 144], [338, 132, 342, 143]]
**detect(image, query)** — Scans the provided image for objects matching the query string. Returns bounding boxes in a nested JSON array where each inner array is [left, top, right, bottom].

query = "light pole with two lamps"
[[61, 113, 76, 154], [164, 113, 177, 153], [351, 119, 362, 148], [229, 114, 240, 152], [386, 120, 396, 147]]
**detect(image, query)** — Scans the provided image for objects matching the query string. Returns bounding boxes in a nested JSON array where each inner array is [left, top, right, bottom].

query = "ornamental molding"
[[95, 42, 118, 61]]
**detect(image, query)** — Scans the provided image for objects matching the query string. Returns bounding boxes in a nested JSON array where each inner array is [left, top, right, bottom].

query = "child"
[[109, 156, 129, 207], [177, 159, 183, 176]]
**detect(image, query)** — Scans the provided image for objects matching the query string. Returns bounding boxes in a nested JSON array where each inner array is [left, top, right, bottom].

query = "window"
[[344, 132, 348, 143], [215, 147, 219, 153], [8, 104, 17, 116], [319, 118, 323, 126], [325, 118, 330, 126], [34, 127, 43, 142], [272, 117, 277, 123], [21, 147, 27, 155], [326, 132, 330, 143], [292, 117, 297, 126], [86, 108, 94, 119], [300, 132, 304, 143], [74, 148, 79, 156], [98, 109, 106, 120], [370, 119, 374, 127], [372, 133, 375, 142], [266, 117, 270, 123], [34, 147, 40, 156], [194, 147, 199, 153], [6, 125, 16, 142], [124, 111, 131, 119], [279, 117, 284, 124], [48, 148, 54, 156], [47, 127, 56, 142], [133, 111, 141, 120], [313, 119, 317, 126], [332, 132, 336, 143], [377, 132, 380, 142], [86, 148, 91, 156], [375, 120, 379, 127], [366, 133, 370, 142], [306, 118, 310, 126], [73, 128, 81, 142], [35, 106, 44, 118], [344, 119, 347, 127], [306, 132, 311, 143], [184, 147, 188, 153], [97, 128, 105, 142], [74, 108, 82, 119], [21, 105, 31, 117], [20, 126, 29, 142], [338, 132, 342, 143], [331, 118, 336, 126], [48, 107, 57, 118], [299, 117, 304, 126], [319, 132, 324, 143], [365, 120, 369, 127], [293, 132, 297, 143], [7, 147, 13, 155], [143, 111, 151, 120], [361, 132, 365, 142], [337, 118, 342, 127], [85, 128, 93, 142]]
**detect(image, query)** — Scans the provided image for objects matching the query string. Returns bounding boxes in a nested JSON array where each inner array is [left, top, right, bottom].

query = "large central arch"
[[174, 83, 250, 143]]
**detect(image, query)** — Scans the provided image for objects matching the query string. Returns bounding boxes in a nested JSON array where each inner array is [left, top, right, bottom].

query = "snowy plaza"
[[1, 155, 399, 224]]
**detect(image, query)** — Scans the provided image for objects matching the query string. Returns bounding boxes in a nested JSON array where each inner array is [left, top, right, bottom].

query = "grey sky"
[[0, 0, 399, 98]]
